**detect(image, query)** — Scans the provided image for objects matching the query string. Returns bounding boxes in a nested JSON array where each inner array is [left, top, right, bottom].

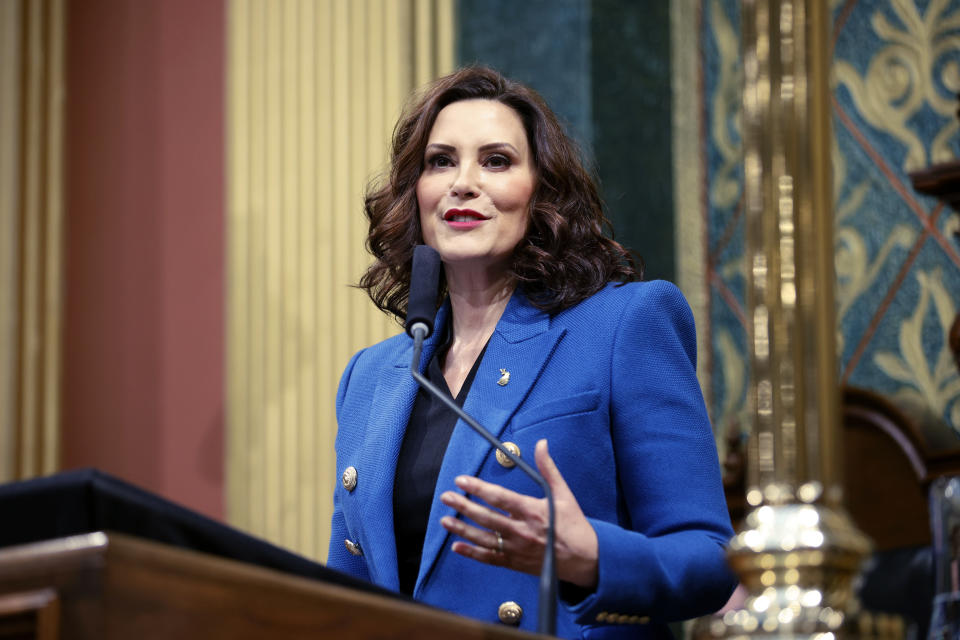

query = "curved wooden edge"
[[842, 386, 960, 487], [841, 387, 929, 480], [722, 386, 960, 506]]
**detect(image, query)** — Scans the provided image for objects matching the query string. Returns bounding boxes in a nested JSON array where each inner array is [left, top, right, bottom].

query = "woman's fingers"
[[441, 517, 542, 574], [452, 474, 533, 516], [534, 439, 574, 500], [439, 439, 599, 585], [440, 517, 516, 569], [440, 473, 550, 575], [440, 515, 501, 550], [440, 491, 516, 536], [448, 540, 509, 566]]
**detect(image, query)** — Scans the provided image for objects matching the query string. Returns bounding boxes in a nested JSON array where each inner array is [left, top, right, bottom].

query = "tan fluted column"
[[226, 0, 455, 561], [0, 0, 65, 483]]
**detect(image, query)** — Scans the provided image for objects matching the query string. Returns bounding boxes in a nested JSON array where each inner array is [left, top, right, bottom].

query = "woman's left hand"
[[439, 438, 599, 589]]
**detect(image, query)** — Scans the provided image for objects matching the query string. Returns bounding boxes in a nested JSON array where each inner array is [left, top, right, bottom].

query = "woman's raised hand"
[[439, 439, 599, 589]]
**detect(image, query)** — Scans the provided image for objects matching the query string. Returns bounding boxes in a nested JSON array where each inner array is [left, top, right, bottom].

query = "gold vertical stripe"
[[0, 0, 23, 483], [669, 0, 709, 393], [247, 0, 267, 536], [315, 0, 335, 555], [349, 1, 368, 351], [18, 0, 43, 478], [385, 0, 412, 109], [263, 0, 282, 544], [742, 0, 840, 501], [366, 0, 386, 352], [227, 0, 455, 560], [41, 0, 63, 474], [280, 0, 299, 550], [295, 0, 318, 560], [19, 0, 58, 479], [225, 0, 247, 534], [435, 0, 455, 77], [414, 0, 434, 87], [1, 0, 63, 482], [806, 0, 840, 492], [330, 0, 350, 395]]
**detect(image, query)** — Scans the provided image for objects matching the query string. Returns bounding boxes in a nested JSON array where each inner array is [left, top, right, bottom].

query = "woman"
[[328, 66, 736, 638]]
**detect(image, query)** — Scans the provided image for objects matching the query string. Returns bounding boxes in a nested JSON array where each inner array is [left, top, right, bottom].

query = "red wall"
[[62, 0, 225, 520]]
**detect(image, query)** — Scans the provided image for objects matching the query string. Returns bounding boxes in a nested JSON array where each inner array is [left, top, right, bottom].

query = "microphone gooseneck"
[[405, 245, 557, 636]]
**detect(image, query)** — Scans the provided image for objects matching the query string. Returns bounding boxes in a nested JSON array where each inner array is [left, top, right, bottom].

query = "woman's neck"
[[440, 268, 514, 397], [445, 266, 515, 349]]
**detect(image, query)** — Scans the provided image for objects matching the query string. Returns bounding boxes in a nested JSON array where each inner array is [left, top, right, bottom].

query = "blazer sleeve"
[[326, 349, 373, 582], [563, 281, 737, 624]]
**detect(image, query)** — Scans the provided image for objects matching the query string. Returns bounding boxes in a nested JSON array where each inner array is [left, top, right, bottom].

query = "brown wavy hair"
[[359, 66, 641, 321]]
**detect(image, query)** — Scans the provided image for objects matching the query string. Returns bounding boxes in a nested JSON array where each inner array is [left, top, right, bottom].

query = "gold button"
[[596, 612, 609, 622], [495, 442, 521, 468], [344, 539, 362, 556], [498, 601, 522, 625], [617, 614, 630, 624], [342, 466, 357, 491], [628, 616, 640, 624], [638, 616, 650, 624]]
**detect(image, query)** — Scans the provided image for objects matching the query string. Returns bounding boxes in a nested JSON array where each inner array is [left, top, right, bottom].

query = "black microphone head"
[[405, 245, 442, 339]]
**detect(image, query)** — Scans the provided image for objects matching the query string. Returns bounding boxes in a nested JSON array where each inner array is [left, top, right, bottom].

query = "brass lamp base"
[[694, 499, 905, 639]]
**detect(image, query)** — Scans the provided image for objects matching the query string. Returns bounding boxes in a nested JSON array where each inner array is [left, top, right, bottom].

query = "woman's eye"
[[485, 154, 511, 169], [427, 154, 453, 168]]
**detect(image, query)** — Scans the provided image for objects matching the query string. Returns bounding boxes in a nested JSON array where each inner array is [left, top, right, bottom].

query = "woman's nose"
[[449, 164, 479, 199]]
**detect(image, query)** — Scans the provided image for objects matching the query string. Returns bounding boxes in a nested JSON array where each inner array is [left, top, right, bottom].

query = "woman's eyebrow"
[[424, 142, 521, 154], [478, 142, 520, 154]]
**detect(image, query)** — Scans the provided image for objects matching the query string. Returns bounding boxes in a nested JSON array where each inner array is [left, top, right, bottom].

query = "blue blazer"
[[327, 281, 737, 639]]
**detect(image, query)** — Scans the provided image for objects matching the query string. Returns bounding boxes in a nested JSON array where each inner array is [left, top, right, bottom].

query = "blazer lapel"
[[358, 304, 449, 590], [414, 291, 566, 595]]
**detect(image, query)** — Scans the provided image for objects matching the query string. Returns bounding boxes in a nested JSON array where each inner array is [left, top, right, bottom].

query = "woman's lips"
[[443, 209, 488, 230]]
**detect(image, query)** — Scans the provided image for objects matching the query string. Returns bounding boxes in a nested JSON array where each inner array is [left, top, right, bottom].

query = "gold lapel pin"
[[497, 369, 510, 386]]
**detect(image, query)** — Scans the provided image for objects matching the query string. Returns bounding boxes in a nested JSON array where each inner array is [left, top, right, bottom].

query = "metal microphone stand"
[[409, 324, 558, 637]]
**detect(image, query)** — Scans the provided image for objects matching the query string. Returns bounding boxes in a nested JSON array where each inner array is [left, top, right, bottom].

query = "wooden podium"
[[0, 532, 546, 640]]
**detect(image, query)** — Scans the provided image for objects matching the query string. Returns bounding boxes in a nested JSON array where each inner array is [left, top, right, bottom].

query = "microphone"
[[405, 245, 557, 637], [405, 244, 442, 340]]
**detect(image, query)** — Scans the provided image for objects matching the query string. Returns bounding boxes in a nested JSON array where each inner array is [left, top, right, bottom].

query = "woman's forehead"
[[428, 99, 528, 150]]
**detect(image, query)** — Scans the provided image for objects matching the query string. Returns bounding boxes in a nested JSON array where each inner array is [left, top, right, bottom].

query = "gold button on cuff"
[[342, 466, 357, 491], [498, 601, 523, 625], [344, 539, 363, 556], [599, 612, 649, 625], [495, 442, 521, 468]]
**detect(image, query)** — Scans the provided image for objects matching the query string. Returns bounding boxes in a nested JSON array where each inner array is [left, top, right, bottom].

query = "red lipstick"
[[443, 208, 488, 230]]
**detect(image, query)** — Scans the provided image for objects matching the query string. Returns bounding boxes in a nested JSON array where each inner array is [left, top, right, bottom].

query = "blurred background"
[[1, 0, 958, 563]]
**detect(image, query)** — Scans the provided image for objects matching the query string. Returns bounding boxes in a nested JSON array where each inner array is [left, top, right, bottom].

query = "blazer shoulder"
[[337, 331, 408, 398], [559, 280, 693, 324], [598, 279, 689, 307], [351, 331, 409, 367]]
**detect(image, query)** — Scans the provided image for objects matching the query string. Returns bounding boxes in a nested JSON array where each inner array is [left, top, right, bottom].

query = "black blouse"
[[392, 333, 487, 596]]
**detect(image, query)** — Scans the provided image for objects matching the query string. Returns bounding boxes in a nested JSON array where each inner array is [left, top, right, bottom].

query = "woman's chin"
[[438, 251, 510, 271]]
